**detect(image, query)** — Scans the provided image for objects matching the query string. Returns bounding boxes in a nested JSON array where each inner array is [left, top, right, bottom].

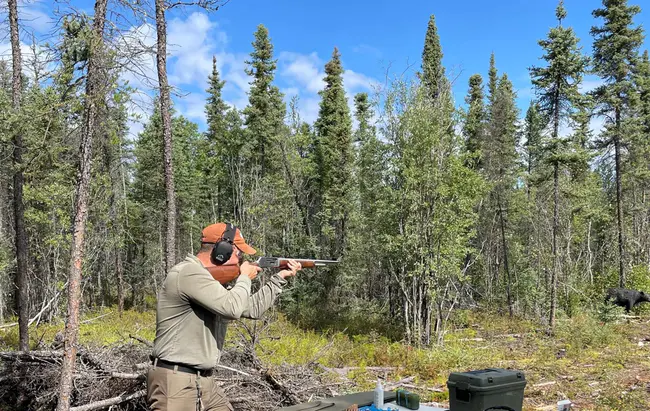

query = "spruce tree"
[[243, 24, 286, 178], [523, 101, 545, 194], [485, 73, 520, 316], [206, 56, 228, 142], [487, 53, 499, 110], [241, 24, 289, 254], [463, 74, 486, 169], [202, 56, 229, 222], [355, 92, 384, 233], [314, 47, 354, 258], [590, 0, 644, 287], [421, 14, 448, 99], [530, 0, 589, 328]]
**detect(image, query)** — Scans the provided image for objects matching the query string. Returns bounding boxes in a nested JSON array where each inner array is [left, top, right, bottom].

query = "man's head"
[[199, 223, 256, 266]]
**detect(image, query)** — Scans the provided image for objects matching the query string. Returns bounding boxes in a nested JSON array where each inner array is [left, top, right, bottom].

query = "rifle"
[[206, 257, 340, 285]]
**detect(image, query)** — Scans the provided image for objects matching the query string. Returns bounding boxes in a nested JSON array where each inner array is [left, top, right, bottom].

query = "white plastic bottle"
[[374, 378, 384, 410]]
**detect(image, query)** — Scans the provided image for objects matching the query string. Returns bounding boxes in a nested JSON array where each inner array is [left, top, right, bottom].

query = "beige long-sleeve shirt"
[[151, 253, 286, 370]]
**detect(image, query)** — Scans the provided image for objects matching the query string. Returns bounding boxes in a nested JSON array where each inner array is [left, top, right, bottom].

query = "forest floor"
[[1, 306, 649, 410]]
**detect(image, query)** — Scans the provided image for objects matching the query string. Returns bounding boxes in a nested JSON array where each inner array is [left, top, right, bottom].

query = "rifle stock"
[[206, 257, 339, 285]]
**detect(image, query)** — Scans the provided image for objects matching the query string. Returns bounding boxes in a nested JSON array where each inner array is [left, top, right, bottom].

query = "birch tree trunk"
[[56, 0, 108, 408]]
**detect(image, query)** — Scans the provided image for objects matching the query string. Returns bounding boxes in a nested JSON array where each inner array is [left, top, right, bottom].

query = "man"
[[147, 222, 301, 411]]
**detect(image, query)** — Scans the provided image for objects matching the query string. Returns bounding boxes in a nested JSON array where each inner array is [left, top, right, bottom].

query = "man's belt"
[[151, 357, 214, 376]]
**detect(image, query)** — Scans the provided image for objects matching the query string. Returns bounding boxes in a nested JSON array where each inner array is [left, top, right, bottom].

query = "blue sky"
[[2, 0, 649, 138]]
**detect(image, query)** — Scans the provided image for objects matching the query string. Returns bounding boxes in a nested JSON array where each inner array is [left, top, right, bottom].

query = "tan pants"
[[146, 364, 233, 411]]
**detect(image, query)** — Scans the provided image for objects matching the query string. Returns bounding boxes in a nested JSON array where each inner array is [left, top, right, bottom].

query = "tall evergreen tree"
[[631, 50, 650, 264], [590, 0, 645, 287], [489, 74, 520, 316], [523, 101, 545, 195], [529, 0, 589, 329], [487, 53, 499, 110], [314, 47, 354, 259], [421, 14, 448, 99], [243, 24, 286, 179], [202, 56, 229, 222], [463, 74, 486, 169], [354, 92, 386, 297]]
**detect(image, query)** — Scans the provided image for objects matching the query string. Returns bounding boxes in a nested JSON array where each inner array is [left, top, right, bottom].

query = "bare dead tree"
[[152, 0, 230, 273], [153, 0, 177, 273], [8, 0, 30, 352], [56, 0, 109, 409]]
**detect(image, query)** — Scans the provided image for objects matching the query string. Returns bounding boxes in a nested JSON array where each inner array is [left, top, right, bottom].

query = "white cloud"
[[300, 97, 321, 125], [176, 92, 208, 123], [167, 12, 227, 86], [343, 69, 377, 92], [277, 51, 379, 129], [279, 51, 325, 93]]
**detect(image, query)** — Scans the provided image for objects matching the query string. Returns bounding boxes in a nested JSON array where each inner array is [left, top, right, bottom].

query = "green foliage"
[[462, 74, 486, 169], [555, 312, 619, 355], [420, 15, 449, 100], [243, 24, 286, 178], [380, 74, 487, 343], [314, 47, 354, 259]]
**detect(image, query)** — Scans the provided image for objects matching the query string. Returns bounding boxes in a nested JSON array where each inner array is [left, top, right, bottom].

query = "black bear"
[[605, 288, 650, 313]]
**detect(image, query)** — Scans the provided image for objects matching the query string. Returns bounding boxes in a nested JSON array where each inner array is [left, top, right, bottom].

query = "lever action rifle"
[[207, 256, 340, 285]]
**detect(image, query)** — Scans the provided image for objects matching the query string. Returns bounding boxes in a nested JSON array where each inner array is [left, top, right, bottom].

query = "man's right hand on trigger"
[[240, 261, 261, 280]]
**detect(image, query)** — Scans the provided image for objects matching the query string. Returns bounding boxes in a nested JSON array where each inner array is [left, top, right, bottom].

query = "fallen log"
[[69, 389, 146, 411]]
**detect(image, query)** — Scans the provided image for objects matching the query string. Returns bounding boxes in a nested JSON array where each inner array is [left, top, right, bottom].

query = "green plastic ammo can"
[[446, 368, 526, 411]]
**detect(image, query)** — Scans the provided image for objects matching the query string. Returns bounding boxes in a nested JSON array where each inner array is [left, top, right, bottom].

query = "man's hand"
[[240, 261, 261, 280], [278, 259, 302, 279]]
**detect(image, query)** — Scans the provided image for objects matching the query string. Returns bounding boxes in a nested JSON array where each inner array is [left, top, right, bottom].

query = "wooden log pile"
[[0, 340, 338, 411]]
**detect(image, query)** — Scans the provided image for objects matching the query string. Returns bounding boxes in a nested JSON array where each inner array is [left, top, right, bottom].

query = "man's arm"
[[240, 274, 287, 319], [178, 269, 252, 319], [241, 259, 301, 319]]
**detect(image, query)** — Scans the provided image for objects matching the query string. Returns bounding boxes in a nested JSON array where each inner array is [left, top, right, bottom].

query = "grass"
[[2, 306, 649, 410], [0, 307, 156, 349]]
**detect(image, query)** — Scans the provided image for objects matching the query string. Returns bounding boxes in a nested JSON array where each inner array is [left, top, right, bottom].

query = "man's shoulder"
[[175, 254, 210, 277]]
